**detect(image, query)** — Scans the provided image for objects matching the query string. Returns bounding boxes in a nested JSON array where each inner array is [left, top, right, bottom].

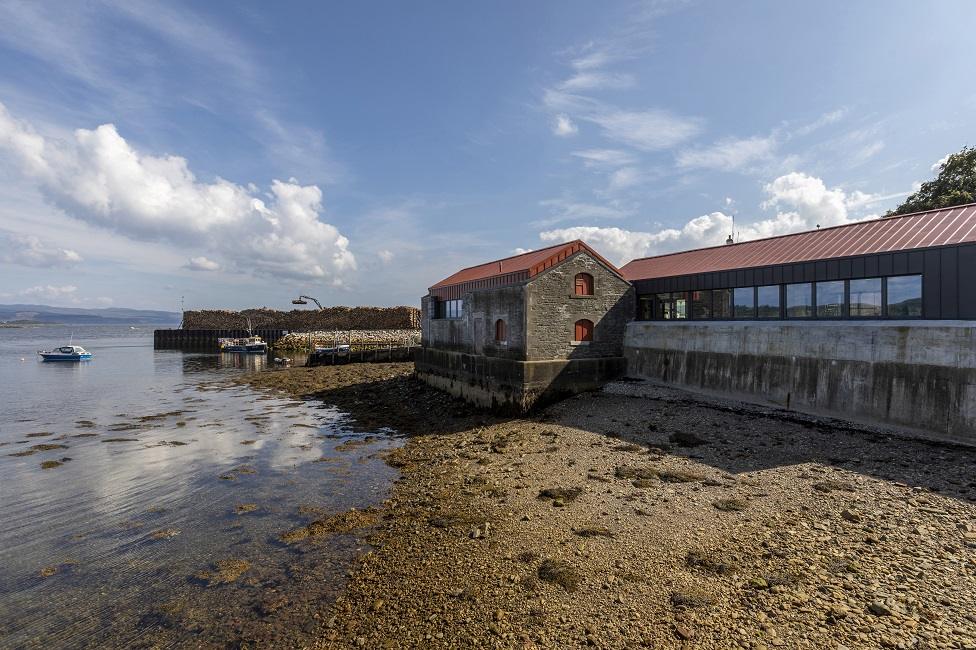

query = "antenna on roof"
[[726, 214, 735, 245]]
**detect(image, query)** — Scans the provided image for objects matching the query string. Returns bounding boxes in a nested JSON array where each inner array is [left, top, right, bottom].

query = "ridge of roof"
[[430, 239, 625, 291], [621, 202, 976, 269]]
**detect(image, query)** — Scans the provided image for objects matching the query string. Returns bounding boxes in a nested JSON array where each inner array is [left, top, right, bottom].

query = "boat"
[[38, 345, 93, 361], [219, 335, 268, 353]]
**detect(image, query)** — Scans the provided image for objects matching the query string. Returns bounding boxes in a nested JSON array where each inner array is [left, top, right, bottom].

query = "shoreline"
[[240, 363, 976, 649]]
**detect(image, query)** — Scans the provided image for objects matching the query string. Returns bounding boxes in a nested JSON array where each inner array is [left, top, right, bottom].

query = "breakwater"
[[182, 307, 421, 331], [154, 329, 288, 351]]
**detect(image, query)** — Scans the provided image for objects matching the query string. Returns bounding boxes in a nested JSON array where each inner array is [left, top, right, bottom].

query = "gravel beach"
[[241, 363, 976, 649]]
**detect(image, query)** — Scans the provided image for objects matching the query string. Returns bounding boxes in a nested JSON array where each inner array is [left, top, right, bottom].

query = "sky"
[[0, 0, 973, 312]]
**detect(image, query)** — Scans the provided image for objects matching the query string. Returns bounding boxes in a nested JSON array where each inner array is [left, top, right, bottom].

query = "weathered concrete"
[[415, 347, 626, 412], [624, 321, 976, 443]]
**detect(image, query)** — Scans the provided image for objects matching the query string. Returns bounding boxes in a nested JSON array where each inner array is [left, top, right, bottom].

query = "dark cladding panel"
[[772, 266, 783, 284], [893, 252, 909, 275], [865, 255, 879, 277], [879, 254, 893, 276], [908, 251, 924, 274], [923, 250, 941, 318], [941, 247, 959, 319], [815, 261, 827, 281], [852, 257, 865, 278], [838, 258, 852, 278], [959, 244, 976, 319]]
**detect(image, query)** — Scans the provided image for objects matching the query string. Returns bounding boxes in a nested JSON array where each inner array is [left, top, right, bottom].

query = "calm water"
[[0, 325, 401, 649]]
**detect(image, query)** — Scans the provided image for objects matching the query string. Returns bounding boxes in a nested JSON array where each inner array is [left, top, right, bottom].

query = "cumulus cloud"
[[0, 231, 82, 267], [540, 213, 732, 265], [930, 153, 951, 172], [0, 102, 355, 283], [377, 249, 394, 263], [539, 172, 880, 264], [760, 172, 872, 229], [552, 114, 578, 137], [184, 256, 220, 272], [677, 135, 777, 171], [20, 284, 79, 301]]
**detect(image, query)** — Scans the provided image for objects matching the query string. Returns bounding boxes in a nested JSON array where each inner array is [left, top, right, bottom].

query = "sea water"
[[0, 325, 399, 648]]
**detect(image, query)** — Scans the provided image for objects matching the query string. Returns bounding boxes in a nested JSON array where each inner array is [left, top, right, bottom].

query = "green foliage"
[[889, 146, 976, 215]]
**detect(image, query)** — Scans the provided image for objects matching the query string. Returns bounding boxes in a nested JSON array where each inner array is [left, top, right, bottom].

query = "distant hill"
[[0, 304, 181, 325]]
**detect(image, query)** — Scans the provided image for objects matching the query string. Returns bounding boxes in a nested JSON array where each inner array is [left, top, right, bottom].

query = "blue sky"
[[0, 0, 973, 311]]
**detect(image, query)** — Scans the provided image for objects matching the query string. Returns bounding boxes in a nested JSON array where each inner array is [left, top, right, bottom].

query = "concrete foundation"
[[415, 347, 626, 412], [624, 321, 976, 444]]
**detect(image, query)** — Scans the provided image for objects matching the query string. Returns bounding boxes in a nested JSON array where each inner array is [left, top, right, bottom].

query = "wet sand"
[[242, 363, 976, 649]]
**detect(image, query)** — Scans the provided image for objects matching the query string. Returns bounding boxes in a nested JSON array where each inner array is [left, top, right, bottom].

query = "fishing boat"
[[38, 345, 93, 361], [219, 335, 268, 353]]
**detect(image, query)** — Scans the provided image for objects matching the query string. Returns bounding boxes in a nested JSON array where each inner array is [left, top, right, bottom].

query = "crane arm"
[[296, 295, 324, 310]]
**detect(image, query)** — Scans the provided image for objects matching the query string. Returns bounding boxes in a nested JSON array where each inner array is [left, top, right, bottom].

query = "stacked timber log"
[[181, 306, 421, 332], [275, 329, 421, 350]]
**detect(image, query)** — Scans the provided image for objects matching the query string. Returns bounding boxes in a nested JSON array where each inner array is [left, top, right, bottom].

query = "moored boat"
[[38, 345, 93, 361], [219, 336, 268, 353]]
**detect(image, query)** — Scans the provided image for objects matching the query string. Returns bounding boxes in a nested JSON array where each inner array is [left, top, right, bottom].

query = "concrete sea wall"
[[624, 321, 976, 444]]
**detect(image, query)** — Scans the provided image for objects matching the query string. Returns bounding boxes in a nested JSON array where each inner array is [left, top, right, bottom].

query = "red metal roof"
[[430, 240, 623, 296], [621, 203, 976, 281]]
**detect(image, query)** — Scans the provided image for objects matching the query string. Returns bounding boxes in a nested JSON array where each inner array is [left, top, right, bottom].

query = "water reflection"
[[0, 326, 401, 648]]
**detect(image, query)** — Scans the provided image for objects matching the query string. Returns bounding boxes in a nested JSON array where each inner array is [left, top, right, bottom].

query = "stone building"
[[416, 240, 634, 410]]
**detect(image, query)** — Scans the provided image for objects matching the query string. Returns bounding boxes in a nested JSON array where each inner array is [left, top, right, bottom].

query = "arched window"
[[495, 318, 507, 342], [574, 318, 593, 342], [574, 273, 594, 296]]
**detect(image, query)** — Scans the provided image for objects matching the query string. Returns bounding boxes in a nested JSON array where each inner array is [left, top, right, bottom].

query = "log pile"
[[274, 329, 421, 350], [181, 306, 421, 332]]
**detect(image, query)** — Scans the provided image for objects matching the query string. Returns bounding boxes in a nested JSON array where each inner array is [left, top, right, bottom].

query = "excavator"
[[291, 295, 323, 310]]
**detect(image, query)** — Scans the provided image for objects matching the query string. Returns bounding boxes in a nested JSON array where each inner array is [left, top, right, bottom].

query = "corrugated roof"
[[621, 203, 976, 281], [430, 240, 623, 291]]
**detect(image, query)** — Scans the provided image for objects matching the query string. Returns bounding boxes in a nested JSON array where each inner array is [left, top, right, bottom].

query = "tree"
[[888, 146, 976, 216]]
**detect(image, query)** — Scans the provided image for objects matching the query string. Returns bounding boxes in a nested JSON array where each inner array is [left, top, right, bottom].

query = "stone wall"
[[524, 252, 634, 361], [415, 347, 626, 412], [182, 306, 421, 332], [624, 321, 976, 443], [421, 286, 526, 359]]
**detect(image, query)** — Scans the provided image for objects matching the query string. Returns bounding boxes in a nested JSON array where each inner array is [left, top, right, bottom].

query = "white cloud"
[[607, 167, 642, 192], [552, 114, 578, 137], [540, 213, 732, 265], [760, 172, 871, 229], [571, 149, 636, 168], [677, 135, 777, 171], [377, 249, 394, 263], [539, 172, 884, 265], [184, 256, 220, 272], [793, 108, 848, 137], [0, 102, 356, 283], [20, 284, 79, 301], [0, 231, 82, 267], [513, 247, 533, 255], [930, 154, 951, 172], [585, 109, 702, 151], [536, 198, 631, 227], [560, 71, 635, 91]]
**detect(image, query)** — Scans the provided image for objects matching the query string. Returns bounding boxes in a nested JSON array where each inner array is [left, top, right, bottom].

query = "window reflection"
[[886, 275, 922, 318], [816, 281, 845, 318], [786, 283, 812, 318]]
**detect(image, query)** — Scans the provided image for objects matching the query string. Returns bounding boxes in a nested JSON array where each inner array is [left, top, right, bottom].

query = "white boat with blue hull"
[[39, 345, 93, 361]]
